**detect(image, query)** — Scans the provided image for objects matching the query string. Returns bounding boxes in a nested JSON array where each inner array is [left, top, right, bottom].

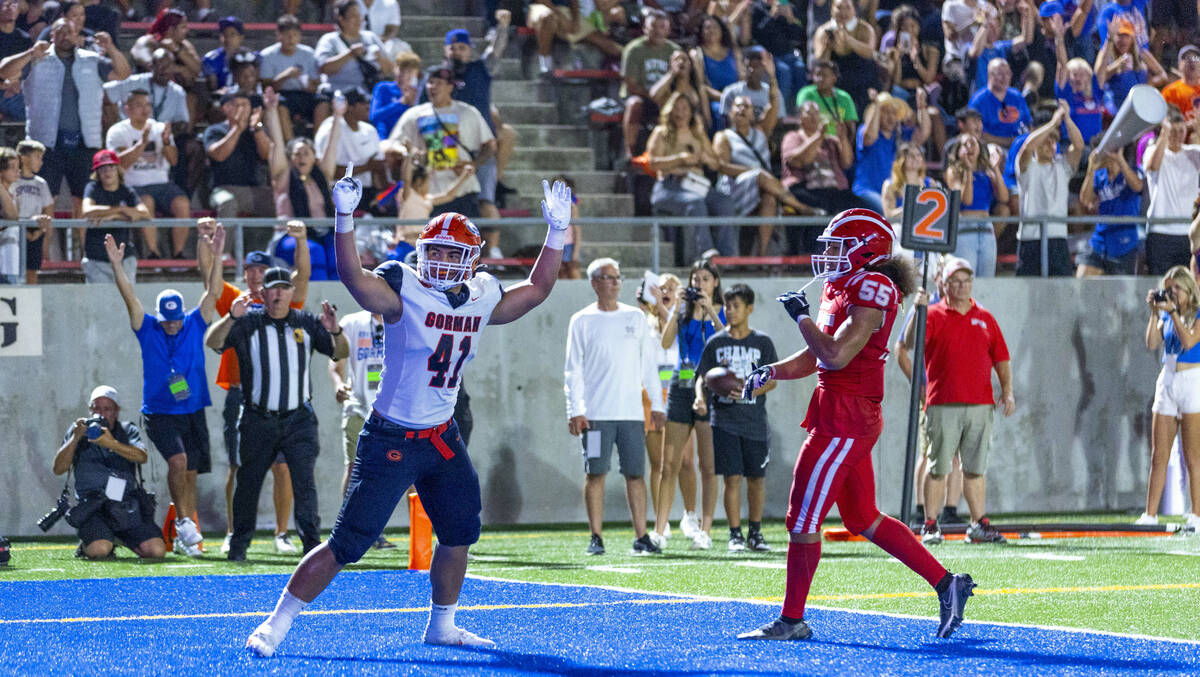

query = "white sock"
[[426, 602, 457, 637], [265, 590, 308, 635]]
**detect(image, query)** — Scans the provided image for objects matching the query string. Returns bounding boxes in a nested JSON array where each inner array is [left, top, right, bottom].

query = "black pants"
[[1146, 232, 1191, 276], [229, 405, 320, 556]]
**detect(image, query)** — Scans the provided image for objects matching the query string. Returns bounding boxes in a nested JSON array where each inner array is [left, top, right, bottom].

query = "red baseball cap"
[[92, 149, 119, 170]]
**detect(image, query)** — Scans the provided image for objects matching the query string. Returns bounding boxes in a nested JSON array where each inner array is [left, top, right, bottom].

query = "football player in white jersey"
[[245, 172, 574, 657]]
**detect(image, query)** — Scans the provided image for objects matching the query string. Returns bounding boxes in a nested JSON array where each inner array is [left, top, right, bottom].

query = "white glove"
[[332, 163, 363, 216], [541, 179, 572, 232]]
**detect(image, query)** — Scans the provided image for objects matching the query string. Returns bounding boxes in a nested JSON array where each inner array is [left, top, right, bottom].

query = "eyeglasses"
[[594, 274, 622, 282]]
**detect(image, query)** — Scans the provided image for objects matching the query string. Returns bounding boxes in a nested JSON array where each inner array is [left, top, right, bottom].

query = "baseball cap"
[[91, 149, 119, 170], [89, 385, 120, 408], [262, 266, 293, 289], [1114, 17, 1135, 37], [941, 256, 974, 281], [244, 250, 273, 268], [426, 64, 455, 82], [342, 86, 369, 106], [445, 28, 471, 46], [1038, 1, 1066, 18], [218, 16, 244, 34], [156, 289, 186, 322], [1180, 45, 1200, 62]]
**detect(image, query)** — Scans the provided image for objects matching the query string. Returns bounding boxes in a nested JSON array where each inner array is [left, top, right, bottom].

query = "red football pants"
[[785, 432, 881, 535]]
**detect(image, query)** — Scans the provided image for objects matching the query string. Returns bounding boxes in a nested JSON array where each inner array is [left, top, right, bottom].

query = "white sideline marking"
[[1167, 550, 1200, 557], [467, 573, 1200, 646], [164, 564, 217, 569], [734, 562, 787, 569], [1021, 553, 1085, 562], [587, 565, 641, 574]]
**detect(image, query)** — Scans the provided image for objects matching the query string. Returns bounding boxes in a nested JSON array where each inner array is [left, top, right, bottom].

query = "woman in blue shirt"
[[1142, 266, 1200, 531], [690, 16, 741, 132], [1095, 19, 1166, 115], [944, 133, 1007, 276], [652, 259, 725, 550]]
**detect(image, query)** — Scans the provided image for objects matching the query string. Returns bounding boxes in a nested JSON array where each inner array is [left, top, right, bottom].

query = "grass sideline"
[[3, 512, 1198, 642]]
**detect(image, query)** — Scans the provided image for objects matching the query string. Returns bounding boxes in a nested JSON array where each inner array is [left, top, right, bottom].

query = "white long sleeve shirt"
[[564, 302, 666, 421]]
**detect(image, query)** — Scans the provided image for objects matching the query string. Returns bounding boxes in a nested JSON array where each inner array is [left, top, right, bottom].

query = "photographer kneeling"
[[51, 386, 166, 560]]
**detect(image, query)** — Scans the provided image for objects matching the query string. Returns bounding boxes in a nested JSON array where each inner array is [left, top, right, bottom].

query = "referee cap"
[[156, 289, 186, 322], [263, 267, 293, 289], [89, 385, 120, 408]]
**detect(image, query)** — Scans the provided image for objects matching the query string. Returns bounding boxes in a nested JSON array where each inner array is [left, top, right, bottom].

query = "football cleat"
[[246, 621, 286, 658], [424, 626, 496, 647], [586, 534, 605, 556], [935, 573, 976, 638], [738, 617, 812, 641]]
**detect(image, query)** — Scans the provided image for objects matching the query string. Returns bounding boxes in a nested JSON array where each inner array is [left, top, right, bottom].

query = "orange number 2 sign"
[[913, 188, 947, 240]]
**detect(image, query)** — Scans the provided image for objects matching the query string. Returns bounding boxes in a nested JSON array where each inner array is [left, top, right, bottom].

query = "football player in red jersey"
[[737, 209, 977, 641]]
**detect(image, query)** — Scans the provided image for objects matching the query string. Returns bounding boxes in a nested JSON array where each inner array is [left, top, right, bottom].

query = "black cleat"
[[936, 573, 976, 638], [631, 534, 661, 555], [747, 530, 771, 552], [586, 533, 605, 555], [738, 617, 813, 640]]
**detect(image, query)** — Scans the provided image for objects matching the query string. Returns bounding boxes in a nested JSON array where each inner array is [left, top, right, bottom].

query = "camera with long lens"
[[37, 490, 70, 532], [684, 286, 702, 302]]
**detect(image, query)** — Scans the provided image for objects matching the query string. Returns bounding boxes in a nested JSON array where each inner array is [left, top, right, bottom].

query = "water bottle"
[[333, 89, 347, 115]]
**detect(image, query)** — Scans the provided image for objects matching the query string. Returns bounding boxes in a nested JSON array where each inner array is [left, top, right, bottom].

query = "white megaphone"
[[1094, 84, 1167, 155]]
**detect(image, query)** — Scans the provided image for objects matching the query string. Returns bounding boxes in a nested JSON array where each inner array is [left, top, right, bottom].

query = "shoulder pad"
[[373, 260, 408, 297], [843, 270, 900, 311]]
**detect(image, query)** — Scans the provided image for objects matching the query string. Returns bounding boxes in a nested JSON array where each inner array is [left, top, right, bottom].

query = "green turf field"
[[4, 513, 1198, 642]]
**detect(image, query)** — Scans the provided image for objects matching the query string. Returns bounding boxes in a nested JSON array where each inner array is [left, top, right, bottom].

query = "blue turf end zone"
[[0, 571, 1195, 676]]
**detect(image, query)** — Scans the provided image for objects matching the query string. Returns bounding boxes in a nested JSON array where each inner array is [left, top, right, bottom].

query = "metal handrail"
[[10, 213, 1179, 281]]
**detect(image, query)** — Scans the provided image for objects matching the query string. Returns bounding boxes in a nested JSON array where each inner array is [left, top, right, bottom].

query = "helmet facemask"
[[812, 234, 860, 279], [417, 239, 480, 291]]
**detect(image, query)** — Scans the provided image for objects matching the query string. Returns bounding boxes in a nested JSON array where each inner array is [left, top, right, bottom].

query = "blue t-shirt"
[[969, 87, 1032, 142], [963, 170, 994, 211], [369, 80, 413, 139], [202, 47, 232, 89], [971, 41, 1013, 94], [135, 308, 212, 414], [854, 126, 899, 195], [1104, 68, 1147, 115], [1163, 311, 1200, 363], [1090, 166, 1142, 257], [1097, 0, 1149, 49], [674, 307, 727, 373], [1055, 78, 1104, 143]]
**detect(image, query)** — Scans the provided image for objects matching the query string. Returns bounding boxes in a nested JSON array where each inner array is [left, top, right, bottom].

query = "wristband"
[[544, 224, 566, 250], [335, 211, 354, 233]]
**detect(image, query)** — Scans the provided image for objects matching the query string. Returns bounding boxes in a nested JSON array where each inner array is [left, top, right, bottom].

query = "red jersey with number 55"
[[802, 269, 900, 437]]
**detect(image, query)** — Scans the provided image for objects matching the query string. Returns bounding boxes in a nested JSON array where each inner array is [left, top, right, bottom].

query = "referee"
[[205, 267, 349, 561]]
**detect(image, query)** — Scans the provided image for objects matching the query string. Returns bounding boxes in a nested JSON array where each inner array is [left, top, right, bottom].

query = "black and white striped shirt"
[[222, 309, 336, 412]]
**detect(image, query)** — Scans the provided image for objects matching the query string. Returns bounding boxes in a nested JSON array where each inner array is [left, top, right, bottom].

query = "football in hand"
[[704, 367, 743, 397]]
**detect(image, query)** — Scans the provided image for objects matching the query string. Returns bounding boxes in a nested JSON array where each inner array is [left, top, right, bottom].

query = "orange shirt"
[[214, 281, 305, 390], [1163, 80, 1200, 120]]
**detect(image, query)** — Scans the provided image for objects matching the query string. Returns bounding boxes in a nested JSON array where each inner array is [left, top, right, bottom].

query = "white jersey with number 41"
[[370, 261, 504, 428]]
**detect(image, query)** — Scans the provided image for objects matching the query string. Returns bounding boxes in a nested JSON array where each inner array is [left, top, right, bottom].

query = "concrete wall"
[[0, 277, 1161, 537]]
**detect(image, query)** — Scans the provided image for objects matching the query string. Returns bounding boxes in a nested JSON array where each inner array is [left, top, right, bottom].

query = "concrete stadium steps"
[[503, 170, 621, 196], [510, 193, 635, 219], [494, 102, 563, 125], [399, 15, 486, 36], [492, 81, 555, 105], [579, 241, 656, 267], [509, 146, 596, 171], [509, 124, 590, 148]]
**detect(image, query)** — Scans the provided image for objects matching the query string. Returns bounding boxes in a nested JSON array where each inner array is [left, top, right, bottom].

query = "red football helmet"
[[811, 208, 896, 279], [416, 213, 483, 290]]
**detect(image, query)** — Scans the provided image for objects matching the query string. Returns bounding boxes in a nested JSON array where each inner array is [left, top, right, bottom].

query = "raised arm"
[[1061, 99, 1084, 168], [263, 87, 289, 181], [286, 220, 311, 306], [206, 294, 247, 352], [103, 234, 144, 331], [489, 180, 572, 324], [197, 224, 225, 322], [331, 173, 404, 320]]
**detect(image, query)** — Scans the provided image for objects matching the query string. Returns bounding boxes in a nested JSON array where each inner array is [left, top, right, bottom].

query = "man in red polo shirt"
[[912, 256, 1015, 544]]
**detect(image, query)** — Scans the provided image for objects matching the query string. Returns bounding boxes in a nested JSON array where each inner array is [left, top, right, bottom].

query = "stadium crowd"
[[1, 0, 1200, 283]]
